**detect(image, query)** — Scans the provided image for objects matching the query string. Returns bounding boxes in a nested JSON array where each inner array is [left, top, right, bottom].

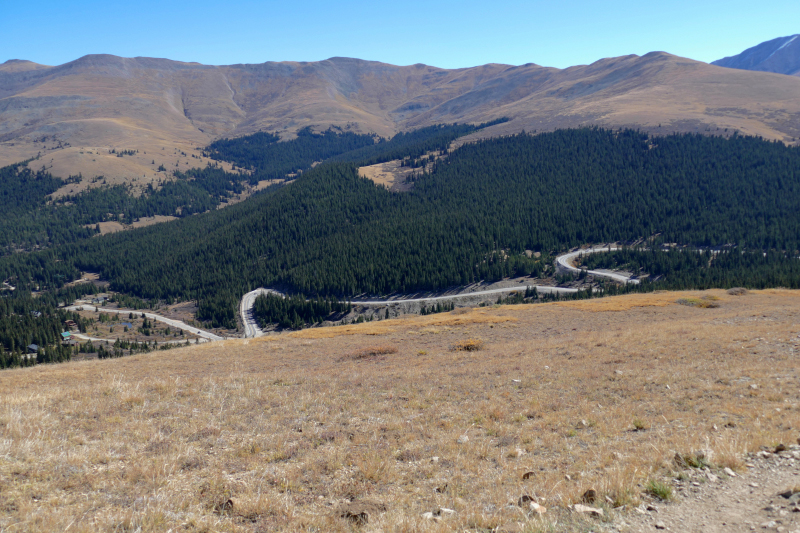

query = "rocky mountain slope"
[[2, 52, 800, 180], [713, 34, 800, 76]]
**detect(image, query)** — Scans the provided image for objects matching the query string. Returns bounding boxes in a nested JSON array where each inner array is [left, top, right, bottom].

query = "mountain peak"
[[712, 34, 800, 76], [0, 59, 51, 72]]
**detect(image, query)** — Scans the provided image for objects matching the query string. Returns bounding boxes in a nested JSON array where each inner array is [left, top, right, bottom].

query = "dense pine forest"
[[204, 128, 377, 180], [0, 283, 99, 368], [579, 248, 800, 289], [0, 162, 260, 254], [253, 293, 350, 330], [1, 127, 799, 331], [204, 120, 509, 179], [0, 121, 505, 255]]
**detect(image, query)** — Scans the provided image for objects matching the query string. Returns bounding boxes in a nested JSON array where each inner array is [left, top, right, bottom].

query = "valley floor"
[[0, 289, 798, 532]]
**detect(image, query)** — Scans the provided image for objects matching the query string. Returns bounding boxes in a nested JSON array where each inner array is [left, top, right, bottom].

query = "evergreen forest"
[[0, 128, 798, 331], [0, 128, 800, 334]]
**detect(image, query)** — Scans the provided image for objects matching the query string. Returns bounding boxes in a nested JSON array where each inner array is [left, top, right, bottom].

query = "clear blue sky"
[[2, 0, 797, 69]]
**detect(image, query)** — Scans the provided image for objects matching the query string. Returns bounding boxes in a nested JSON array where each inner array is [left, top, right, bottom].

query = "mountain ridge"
[[1, 52, 800, 181]]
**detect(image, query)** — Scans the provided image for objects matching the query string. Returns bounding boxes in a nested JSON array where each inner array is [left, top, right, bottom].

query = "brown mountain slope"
[[1, 53, 799, 180]]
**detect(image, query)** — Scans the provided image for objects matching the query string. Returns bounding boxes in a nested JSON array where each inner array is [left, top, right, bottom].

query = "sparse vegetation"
[[0, 290, 796, 531], [676, 297, 721, 308], [346, 344, 398, 359], [646, 479, 674, 501], [450, 338, 485, 351]]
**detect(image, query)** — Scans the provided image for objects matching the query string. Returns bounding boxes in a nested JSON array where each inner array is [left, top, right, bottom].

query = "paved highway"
[[555, 246, 640, 284], [66, 305, 224, 341]]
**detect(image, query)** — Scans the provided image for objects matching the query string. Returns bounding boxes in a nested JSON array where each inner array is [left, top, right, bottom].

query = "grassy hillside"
[[0, 290, 796, 531]]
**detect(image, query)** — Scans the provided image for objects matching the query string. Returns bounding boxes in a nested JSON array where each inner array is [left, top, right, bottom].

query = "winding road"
[[555, 246, 640, 285], [238, 245, 638, 338], [239, 289, 284, 338], [66, 305, 224, 341]]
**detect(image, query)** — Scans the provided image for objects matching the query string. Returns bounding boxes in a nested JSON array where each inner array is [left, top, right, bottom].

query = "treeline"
[[204, 120, 510, 182], [0, 121, 506, 254], [1, 129, 799, 329], [253, 293, 350, 330], [329, 119, 509, 166], [0, 163, 95, 253], [581, 248, 800, 290], [0, 161, 263, 254], [205, 127, 378, 180]]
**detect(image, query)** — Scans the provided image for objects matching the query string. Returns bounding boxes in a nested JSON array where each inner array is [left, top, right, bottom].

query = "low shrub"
[[450, 338, 485, 351]]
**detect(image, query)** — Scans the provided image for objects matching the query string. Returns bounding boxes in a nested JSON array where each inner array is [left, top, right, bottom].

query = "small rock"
[[522, 471, 535, 480], [792, 506, 800, 513], [605, 495, 615, 505], [576, 419, 589, 429], [761, 521, 777, 528], [338, 501, 386, 526], [565, 474, 572, 481], [573, 503, 604, 517], [431, 456, 439, 463], [529, 502, 547, 515], [582, 488, 597, 503], [776, 444, 788, 453], [647, 504, 658, 512], [517, 494, 535, 507], [655, 521, 666, 530], [421, 511, 440, 522], [457, 435, 469, 444], [750, 483, 760, 488], [438, 507, 456, 517], [615, 370, 624, 375], [750, 384, 758, 389], [707, 473, 719, 483], [724, 467, 737, 477], [515, 447, 527, 458]]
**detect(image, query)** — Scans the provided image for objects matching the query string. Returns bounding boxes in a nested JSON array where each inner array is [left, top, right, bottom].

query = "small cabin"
[[27, 344, 39, 354]]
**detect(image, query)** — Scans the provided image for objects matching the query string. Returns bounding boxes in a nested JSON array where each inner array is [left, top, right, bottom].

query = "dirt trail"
[[621, 448, 800, 532]]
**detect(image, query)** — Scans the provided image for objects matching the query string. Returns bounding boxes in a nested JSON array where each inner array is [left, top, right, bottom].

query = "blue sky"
[[2, 0, 797, 68]]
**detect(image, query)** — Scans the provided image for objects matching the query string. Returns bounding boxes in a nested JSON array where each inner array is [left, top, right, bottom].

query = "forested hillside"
[[1, 128, 799, 329], [579, 248, 800, 289], [0, 122, 504, 255]]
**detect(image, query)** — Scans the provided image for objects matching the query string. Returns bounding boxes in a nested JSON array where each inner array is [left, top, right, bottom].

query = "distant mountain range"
[[713, 35, 800, 76], [1, 48, 800, 180]]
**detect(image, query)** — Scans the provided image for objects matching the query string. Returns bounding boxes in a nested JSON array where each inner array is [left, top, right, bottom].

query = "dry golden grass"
[[0, 289, 798, 531]]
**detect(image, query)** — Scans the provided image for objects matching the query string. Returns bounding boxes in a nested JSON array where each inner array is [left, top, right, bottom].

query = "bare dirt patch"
[[359, 159, 415, 191], [0, 289, 798, 531]]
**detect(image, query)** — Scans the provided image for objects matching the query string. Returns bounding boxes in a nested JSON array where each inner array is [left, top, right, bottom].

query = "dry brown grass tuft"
[[676, 297, 721, 308], [346, 344, 399, 360], [0, 289, 797, 531], [450, 338, 485, 351], [727, 287, 749, 296]]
